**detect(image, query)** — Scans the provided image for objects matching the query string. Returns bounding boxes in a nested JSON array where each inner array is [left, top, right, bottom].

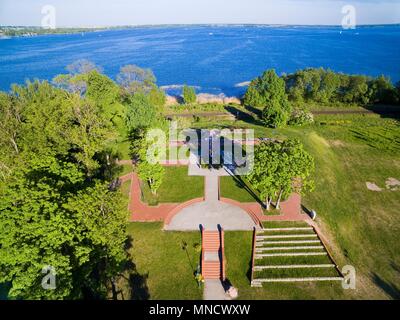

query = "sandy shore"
[[166, 93, 241, 106]]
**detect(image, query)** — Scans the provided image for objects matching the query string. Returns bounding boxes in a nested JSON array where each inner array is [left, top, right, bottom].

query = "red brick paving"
[[221, 193, 310, 225], [120, 171, 310, 224], [127, 172, 178, 222]]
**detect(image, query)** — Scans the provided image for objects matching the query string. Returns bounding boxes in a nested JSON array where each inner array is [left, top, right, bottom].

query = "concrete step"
[[255, 252, 327, 258], [252, 277, 344, 284], [255, 246, 324, 252], [253, 264, 335, 270], [251, 282, 263, 288], [258, 227, 313, 232], [256, 234, 318, 239], [256, 240, 321, 246]]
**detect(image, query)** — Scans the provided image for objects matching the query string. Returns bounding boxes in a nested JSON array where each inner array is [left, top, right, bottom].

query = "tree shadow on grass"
[[113, 235, 150, 300], [224, 105, 265, 127], [128, 269, 150, 300], [246, 258, 253, 282], [229, 173, 265, 208], [371, 262, 400, 299], [364, 104, 400, 121], [0, 282, 11, 300]]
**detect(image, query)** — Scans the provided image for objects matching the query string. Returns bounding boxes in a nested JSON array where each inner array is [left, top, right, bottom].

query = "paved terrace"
[[121, 163, 310, 230]]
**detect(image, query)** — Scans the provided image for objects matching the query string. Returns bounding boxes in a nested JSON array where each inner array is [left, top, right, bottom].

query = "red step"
[[202, 230, 224, 279]]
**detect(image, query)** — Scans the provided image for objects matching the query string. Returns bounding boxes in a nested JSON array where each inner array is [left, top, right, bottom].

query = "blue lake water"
[[0, 25, 399, 96]]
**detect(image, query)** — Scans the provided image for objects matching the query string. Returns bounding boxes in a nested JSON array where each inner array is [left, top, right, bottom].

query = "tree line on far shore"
[[244, 68, 400, 128]]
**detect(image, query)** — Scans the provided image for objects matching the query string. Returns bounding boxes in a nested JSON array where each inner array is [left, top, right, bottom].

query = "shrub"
[[182, 85, 196, 104], [289, 108, 314, 126]]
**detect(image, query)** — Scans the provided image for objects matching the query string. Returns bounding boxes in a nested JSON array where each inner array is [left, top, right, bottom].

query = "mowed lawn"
[[220, 175, 260, 203], [119, 223, 202, 300], [193, 113, 400, 299], [142, 166, 204, 205]]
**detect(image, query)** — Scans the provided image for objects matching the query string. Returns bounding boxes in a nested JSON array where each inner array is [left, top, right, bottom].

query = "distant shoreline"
[[1, 23, 399, 38]]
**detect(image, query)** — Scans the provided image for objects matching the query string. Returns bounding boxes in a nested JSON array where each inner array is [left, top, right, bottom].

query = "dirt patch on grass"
[[366, 182, 383, 192], [385, 177, 400, 191], [330, 140, 345, 147]]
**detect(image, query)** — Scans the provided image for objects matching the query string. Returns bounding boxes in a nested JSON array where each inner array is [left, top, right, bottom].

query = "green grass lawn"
[[142, 166, 204, 205], [117, 223, 202, 300], [220, 175, 260, 202], [117, 164, 133, 177], [120, 180, 131, 204]]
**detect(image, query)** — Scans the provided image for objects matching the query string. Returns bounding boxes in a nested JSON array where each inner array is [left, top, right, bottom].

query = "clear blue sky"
[[0, 0, 399, 27]]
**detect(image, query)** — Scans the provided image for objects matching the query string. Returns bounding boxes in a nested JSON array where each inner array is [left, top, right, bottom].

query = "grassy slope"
[[224, 231, 346, 299], [142, 166, 204, 204], [121, 223, 202, 300], [194, 113, 400, 299]]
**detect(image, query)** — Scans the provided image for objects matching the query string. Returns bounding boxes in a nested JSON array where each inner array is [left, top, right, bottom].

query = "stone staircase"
[[201, 228, 225, 280], [250, 222, 344, 287]]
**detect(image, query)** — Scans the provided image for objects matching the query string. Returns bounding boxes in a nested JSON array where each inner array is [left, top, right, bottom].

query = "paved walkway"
[[164, 200, 257, 231], [204, 280, 230, 300], [165, 165, 258, 231], [121, 164, 309, 225], [205, 175, 219, 203]]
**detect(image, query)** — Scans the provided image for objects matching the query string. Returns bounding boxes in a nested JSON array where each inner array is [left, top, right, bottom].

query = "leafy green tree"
[[0, 79, 129, 299], [54, 68, 126, 133], [244, 69, 291, 127], [69, 96, 115, 173], [66, 59, 103, 75], [274, 139, 315, 209], [370, 75, 398, 105], [244, 70, 290, 109], [397, 81, 400, 104], [182, 85, 196, 104], [247, 142, 280, 210], [342, 75, 371, 105], [0, 156, 128, 299], [137, 161, 164, 195], [248, 139, 314, 210], [117, 64, 156, 94], [125, 93, 158, 132], [243, 85, 265, 109], [148, 86, 166, 111], [262, 105, 289, 128], [283, 68, 400, 106], [0, 92, 22, 179], [11, 80, 75, 158]]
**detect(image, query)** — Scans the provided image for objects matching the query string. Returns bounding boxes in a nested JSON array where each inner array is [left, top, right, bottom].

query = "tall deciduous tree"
[[125, 93, 158, 132], [248, 139, 314, 210], [182, 85, 196, 105], [247, 141, 280, 210], [244, 69, 291, 128], [0, 80, 129, 299], [137, 161, 164, 195], [117, 64, 156, 94]]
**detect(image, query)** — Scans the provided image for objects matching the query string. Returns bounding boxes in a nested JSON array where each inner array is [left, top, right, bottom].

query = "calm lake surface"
[[1, 25, 399, 96]]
